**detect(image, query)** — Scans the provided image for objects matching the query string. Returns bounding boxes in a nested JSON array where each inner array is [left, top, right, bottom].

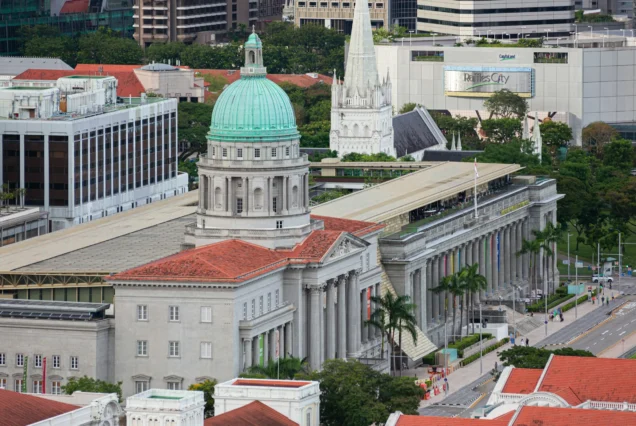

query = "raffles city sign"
[[444, 66, 534, 98]]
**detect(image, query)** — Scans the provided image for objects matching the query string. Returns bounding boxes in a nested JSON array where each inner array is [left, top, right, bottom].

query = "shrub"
[[527, 293, 573, 312], [422, 352, 436, 365], [449, 333, 493, 352], [459, 338, 509, 367], [562, 290, 596, 313]]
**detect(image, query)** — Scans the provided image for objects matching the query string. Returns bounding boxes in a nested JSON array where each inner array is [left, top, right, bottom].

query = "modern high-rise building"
[[416, 0, 575, 38], [294, 0, 389, 33]]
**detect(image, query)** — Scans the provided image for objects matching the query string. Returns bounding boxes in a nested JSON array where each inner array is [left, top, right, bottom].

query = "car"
[[592, 275, 613, 284]]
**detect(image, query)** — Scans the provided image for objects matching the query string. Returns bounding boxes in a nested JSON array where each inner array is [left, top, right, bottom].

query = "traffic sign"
[[562, 260, 569, 265], [576, 261, 583, 268]]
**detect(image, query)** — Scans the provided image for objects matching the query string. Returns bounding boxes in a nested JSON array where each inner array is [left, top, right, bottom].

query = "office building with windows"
[[375, 41, 636, 145], [294, 0, 389, 33], [416, 0, 574, 38], [0, 75, 188, 231]]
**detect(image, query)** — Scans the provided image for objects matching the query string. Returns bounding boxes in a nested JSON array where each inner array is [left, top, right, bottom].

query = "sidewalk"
[[412, 296, 606, 408]]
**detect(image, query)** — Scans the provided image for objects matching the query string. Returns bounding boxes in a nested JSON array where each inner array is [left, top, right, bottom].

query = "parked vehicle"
[[592, 274, 613, 284]]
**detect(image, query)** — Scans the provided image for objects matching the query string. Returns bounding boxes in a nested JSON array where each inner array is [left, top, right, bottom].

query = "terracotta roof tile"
[[204, 401, 298, 426], [502, 369, 543, 394], [538, 356, 636, 403], [12, 69, 145, 98], [395, 415, 508, 426], [286, 230, 343, 260], [512, 406, 636, 426], [312, 215, 384, 237], [0, 389, 79, 426], [60, 0, 89, 14]]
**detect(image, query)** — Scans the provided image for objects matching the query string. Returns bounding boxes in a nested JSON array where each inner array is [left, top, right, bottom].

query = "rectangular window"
[[0, 378, 6, 389], [285, 146, 290, 157], [136, 381, 148, 393], [51, 381, 61, 395], [237, 197, 243, 214], [137, 305, 148, 321], [70, 356, 79, 370], [255, 148, 261, 158], [534, 52, 568, 64], [243, 302, 247, 320], [137, 340, 148, 356], [251, 299, 255, 318], [237, 148, 243, 159], [259, 296, 263, 315], [0, 353, 5, 366], [167, 382, 181, 390], [16, 354, 24, 367], [200, 342, 212, 359], [169, 341, 180, 357], [273, 197, 278, 212], [212, 146, 216, 157], [267, 293, 271, 311], [33, 380, 43, 394], [169, 306, 180, 322], [275, 289, 279, 307], [411, 51, 444, 62], [271, 147, 277, 158], [276, 220, 283, 229], [34, 354, 42, 368], [15, 379, 23, 393], [366, 253, 370, 270], [201, 306, 212, 323], [52, 355, 60, 368], [222, 148, 228, 158]]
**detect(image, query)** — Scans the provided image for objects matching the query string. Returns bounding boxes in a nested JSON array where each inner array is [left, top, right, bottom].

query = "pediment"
[[325, 233, 368, 262], [131, 374, 152, 381]]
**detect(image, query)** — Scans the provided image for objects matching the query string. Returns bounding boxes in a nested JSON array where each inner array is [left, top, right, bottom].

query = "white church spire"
[[533, 112, 542, 163], [344, 0, 379, 97]]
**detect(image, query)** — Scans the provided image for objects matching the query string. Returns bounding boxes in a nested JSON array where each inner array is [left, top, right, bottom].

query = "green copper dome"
[[208, 33, 300, 143]]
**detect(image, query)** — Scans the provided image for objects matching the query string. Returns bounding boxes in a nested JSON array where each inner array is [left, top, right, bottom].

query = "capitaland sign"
[[444, 66, 534, 98], [499, 54, 516, 61]]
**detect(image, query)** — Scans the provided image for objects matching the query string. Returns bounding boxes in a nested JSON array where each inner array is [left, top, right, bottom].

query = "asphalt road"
[[568, 300, 636, 355]]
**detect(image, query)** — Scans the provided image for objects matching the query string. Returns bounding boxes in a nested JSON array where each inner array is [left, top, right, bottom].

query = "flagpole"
[[474, 159, 478, 219]]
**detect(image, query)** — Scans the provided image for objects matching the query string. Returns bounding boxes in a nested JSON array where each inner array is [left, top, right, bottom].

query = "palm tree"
[[541, 222, 562, 293], [532, 227, 554, 296], [518, 238, 541, 297], [460, 263, 488, 334], [431, 274, 464, 343], [367, 292, 418, 375], [241, 356, 310, 379]]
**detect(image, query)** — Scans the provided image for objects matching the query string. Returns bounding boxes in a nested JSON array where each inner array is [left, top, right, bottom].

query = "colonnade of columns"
[[425, 219, 531, 326], [242, 321, 293, 371]]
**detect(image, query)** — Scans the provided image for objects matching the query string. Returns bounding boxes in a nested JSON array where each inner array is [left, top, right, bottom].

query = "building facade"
[[330, 0, 395, 158], [0, 300, 115, 394], [0, 207, 48, 247], [375, 42, 636, 145], [416, 0, 575, 37], [294, 0, 389, 33], [0, 77, 188, 231]]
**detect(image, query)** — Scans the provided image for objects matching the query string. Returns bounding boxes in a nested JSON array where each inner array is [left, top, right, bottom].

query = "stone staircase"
[[380, 271, 437, 361]]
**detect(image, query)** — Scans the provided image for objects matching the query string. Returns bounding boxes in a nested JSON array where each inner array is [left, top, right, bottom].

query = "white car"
[[592, 275, 613, 284]]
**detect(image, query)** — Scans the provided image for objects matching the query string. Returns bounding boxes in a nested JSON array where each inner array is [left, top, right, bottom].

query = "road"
[[568, 300, 636, 355]]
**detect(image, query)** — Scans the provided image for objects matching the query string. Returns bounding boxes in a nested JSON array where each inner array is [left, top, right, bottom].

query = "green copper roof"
[[208, 33, 300, 143]]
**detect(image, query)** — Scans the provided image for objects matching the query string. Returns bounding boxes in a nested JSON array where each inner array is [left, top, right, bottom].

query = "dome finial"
[[252, 24, 255, 34]]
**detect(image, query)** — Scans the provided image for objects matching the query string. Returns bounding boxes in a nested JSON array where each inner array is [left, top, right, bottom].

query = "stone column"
[[279, 324, 285, 358], [326, 280, 336, 360], [492, 232, 499, 293], [415, 268, 424, 329], [263, 330, 269, 366], [368, 285, 375, 341], [44, 134, 49, 211], [479, 237, 487, 298], [522, 220, 529, 280], [437, 255, 445, 321], [510, 223, 517, 282], [337, 275, 347, 358], [308, 284, 323, 370], [347, 271, 361, 356], [268, 177, 274, 214], [472, 240, 480, 303], [320, 285, 326, 365], [516, 222, 523, 281], [426, 260, 433, 325], [504, 226, 511, 285], [271, 327, 277, 361], [252, 337, 259, 367], [361, 287, 368, 345], [282, 175, 288, 214], [285, 322, 293, 358], [244, 338, 252, 370], [241, 177, 247, 215], [375, 283, 382, 338]]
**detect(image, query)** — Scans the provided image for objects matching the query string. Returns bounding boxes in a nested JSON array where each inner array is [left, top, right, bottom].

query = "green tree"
[[24, 35, 77, 67], [582, 121, 619, 157], [312, 359, 423, 426], [179, 160, 199, 189], [341, 152, 396, 162], [459, 263, 488, 335], [499, 346, 595, 369], [483, 89, 529, 119], [518, 238, 542, 296], [177, 102, 214, 161], [481, 118, 523, 143], [180, 42, 243, 69], [76, 28, 143, 65], [540, 120, 573, 156], [602, 139, 635, 172], [189, 379, 217, 418], [62, 376, 122, 401], [145, 42, 187, 63], [430, 273, 464, 342], [0, 184, 15, 212], [399, 155, 415, 162], [240, 357, 310, 379], [312, 188, 350, 204], [399, 103, 418, 114], [467, 138, 547, 173]]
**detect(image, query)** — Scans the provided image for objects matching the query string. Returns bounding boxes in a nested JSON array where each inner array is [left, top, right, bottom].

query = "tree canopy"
[[483, 89, 529, 119], [189, 379, 217, 418], [62, 376, 123, 402], [498, 346, 595, 369], [177, 102, 214, 161]]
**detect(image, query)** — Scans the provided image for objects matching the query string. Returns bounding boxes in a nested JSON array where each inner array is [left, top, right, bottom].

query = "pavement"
[[415, 292, 627, 417]]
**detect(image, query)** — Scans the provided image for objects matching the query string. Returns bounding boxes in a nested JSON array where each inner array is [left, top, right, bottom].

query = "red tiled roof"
[[204, 401, 298, 426], [312, 214, 385, 237], [0, 389, 79, 426], [194, 69, 332, 88], [60, 0, 89, 14], [511, 406, 636, 426], [109, 217, 381, 283], [537, 356, 636, 403], [232, 379, 311, 388], [12, 69, 145, 97], [502, 369, 543, 394], [75, 64, 142, 72], [396, 415, 508, 426]]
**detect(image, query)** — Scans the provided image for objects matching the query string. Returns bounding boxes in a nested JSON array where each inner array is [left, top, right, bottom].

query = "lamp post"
[[544, 279, 549, 337], [574, 23, 578, 39], [605, 27, 609, 37], [479, 303, 483, 375], [567, 233, 572, 281], [431, 32, 437, 45], [589, 26, 593, 37], [575, 254, 579, 319], [409, 30, 414, 46]]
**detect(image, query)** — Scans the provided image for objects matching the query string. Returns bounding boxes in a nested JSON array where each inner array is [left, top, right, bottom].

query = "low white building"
[[214, 378, 320, 426], [126, 389, 205, 426]]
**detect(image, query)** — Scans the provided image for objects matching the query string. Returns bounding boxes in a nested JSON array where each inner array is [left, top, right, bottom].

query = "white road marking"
[[620, 331, 626, 336], [593, 342, 597, 345], [601, 338, 605, 341], [602, 330, 609, 335], [585, 346, 590, 350]]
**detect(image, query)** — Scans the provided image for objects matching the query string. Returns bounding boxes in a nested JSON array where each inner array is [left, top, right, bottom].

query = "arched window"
[[305, 408, 312, 426], [254, 188, 264, 209], [202, 176, 209, 210], [364, 125, 370, 137], [249, 51, 255, 64], [353, 124, 359, 136], [292, 185, 299, 207], [343, 125, 349, 136], [214, 187, 222, 208]]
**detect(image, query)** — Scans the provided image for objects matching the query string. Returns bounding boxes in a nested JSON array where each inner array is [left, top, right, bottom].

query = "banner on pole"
[[43, 357, 47, 394], [22, 356, 28, 393], [258, 335, 264, 366], [275, 330, 280, 361]]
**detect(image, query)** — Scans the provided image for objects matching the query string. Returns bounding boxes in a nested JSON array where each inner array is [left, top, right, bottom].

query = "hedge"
[[459, 338, 510, 367], [527, 293, 573, 312], [562, 290, 597, 313]]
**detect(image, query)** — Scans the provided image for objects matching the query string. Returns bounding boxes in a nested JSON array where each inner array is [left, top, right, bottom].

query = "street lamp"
[[573, 23, 578, 38], [604, 27, 609, 37], [567, 233, 572, 281], [512, 284, 522, 343], [575, 254, 579, 319], [409, 30, 414, 46], [589, 26, 593, 37]]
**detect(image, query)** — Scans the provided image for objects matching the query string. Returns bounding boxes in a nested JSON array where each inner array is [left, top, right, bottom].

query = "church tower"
[[185, 30, 315, 249], [329, 0, 395, 158]]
